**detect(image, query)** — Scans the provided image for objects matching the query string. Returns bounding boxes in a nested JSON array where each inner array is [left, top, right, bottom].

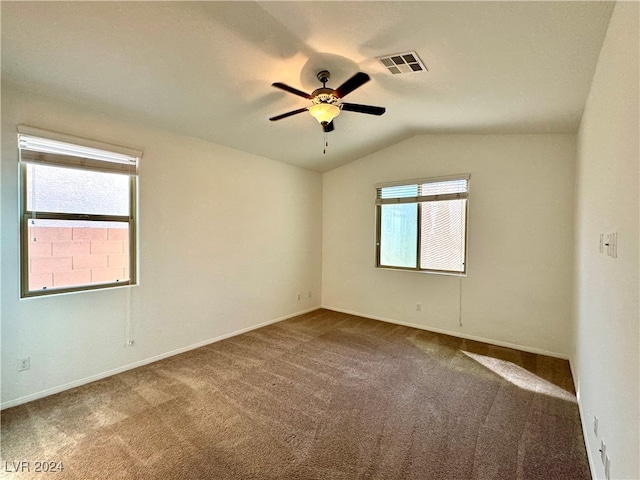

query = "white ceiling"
[[1, 1, 614, 172]]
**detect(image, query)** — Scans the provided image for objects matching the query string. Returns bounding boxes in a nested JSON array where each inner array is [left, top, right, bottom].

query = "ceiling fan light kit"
[[309, 103, 341, 125]]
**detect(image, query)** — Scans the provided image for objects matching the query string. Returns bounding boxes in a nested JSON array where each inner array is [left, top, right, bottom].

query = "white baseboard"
[[570, 357, 598, 480], [321, 305, 570, 360], [1, 306, 321, 410]]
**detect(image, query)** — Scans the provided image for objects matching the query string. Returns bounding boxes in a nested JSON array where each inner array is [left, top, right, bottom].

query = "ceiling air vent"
[[377, 51, 427, 74]]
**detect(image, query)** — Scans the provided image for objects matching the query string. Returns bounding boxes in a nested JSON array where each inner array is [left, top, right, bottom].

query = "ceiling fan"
[[269, 70, 386, 133]]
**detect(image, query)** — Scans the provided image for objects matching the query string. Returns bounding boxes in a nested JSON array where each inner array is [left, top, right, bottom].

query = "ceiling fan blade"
[[323, 121, 335, 133], [272, 82, 313, 99], [341, 103, 386, 116], [269, 107, 308, 121], [334, 72, 370, 98]]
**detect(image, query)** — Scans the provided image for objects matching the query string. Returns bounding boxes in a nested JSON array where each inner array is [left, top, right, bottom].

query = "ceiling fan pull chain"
[[323, 132, 328, 154]]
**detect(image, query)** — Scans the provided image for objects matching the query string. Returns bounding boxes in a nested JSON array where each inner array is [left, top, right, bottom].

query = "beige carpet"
[[1, 309, 590, 479]]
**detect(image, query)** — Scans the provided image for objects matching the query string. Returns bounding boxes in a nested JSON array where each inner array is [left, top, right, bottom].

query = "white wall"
[[1, 85, 323, 407], [573, 3, 639, 479], [323, 134, 576, 357]]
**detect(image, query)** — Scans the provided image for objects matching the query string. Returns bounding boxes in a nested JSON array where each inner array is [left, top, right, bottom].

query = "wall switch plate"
[[416, 303, 422, 312], [605, 232, 618, 258], [17, 357, 30, 372], [609, 232, 617, 258]]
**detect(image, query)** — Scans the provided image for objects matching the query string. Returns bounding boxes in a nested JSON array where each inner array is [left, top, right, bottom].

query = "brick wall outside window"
[[28, 226, 129, 291]]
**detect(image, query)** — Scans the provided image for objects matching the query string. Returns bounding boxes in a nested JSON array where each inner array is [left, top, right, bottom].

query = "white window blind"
[[376, 177, 469, 204], [18, 126, 140, 175], [420, 198, 467, 272]]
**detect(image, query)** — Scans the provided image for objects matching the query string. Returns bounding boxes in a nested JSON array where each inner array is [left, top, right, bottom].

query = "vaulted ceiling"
[[1, 1, 614, 172]]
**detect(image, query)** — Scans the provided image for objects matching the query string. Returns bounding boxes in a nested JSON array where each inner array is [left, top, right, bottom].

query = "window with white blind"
[[375, 175, 469, 274], [18, 126, 142, 297]]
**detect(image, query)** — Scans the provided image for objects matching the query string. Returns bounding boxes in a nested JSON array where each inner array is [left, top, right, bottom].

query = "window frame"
[[18, 126, 141, 298], [375, 174, 470, 276]]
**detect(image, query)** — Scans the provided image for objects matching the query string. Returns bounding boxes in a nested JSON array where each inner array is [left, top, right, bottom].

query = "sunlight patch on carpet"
[[462, 351, 576, 402]]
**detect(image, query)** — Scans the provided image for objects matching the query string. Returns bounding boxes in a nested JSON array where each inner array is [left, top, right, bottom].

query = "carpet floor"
[[1, 309, 590, 479]]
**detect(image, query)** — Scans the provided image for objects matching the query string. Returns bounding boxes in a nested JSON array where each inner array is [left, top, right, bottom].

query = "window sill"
[[375, 266, 467, 277]]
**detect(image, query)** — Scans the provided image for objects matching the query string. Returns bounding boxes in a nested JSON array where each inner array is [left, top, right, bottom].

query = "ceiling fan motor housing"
[[313, 71, 340, 105], [311, 89, 340, 105]]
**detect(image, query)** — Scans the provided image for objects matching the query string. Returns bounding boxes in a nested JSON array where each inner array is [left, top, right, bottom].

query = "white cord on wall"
[[458, 275, 463, 327], [125, 286, 134, 347]]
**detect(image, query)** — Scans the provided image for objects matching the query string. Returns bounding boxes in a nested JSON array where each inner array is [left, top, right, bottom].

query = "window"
[[375, 175, 469, 274], [18, 126, 141, 297]]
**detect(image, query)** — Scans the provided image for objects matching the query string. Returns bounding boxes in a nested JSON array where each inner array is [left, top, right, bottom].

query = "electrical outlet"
[[297, 293, 301, 301], [594, 415, 598, 437], [17, 357, 30, 372], [416, 303, 422, 312]]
